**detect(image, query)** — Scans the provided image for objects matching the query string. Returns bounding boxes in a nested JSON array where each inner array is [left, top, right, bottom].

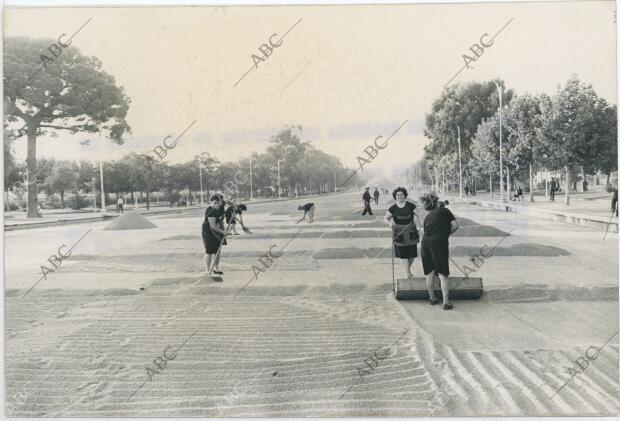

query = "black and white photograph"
[[3, 0, 619, 417]]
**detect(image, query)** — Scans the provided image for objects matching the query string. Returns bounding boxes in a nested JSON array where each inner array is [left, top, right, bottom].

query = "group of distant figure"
[[360, 187, 385, 215], [463, 185, 476, 196]]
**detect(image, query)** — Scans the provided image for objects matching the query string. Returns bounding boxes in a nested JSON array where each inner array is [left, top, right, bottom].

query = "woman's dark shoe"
[[443, 303, 454, 310], [213, 270, 224, 275], [429, 298, 439, 305]]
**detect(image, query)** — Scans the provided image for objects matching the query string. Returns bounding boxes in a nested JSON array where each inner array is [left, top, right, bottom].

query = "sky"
[[4, 1, 617, 179]]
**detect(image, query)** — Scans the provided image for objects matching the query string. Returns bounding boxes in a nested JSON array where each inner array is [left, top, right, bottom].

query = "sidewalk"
[[452, 191, 618, 233], [3, 192, 343, 231]]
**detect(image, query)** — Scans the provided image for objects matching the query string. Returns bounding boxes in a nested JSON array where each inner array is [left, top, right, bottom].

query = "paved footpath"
[[5, 191, 618, 417]]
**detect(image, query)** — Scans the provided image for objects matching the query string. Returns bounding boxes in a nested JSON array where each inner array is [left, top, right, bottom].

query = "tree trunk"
[[60, 191, 65, 209], [529, 163, 534, 202], [489, 173, 493, 198], [26, 125, 40, 218], [506, 168, 511, 201], [565, 166, 570, 205], [75, 190, 81, 209], [146, 191, 150, 210], [581, 166, 586, 192], [606, 170, 611, 188]]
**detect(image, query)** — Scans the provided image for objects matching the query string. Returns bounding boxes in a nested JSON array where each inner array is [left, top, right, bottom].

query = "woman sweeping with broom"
[[419, 192, 459, 310], [384, 187, 419, 279], [202, 194, 228, 279]]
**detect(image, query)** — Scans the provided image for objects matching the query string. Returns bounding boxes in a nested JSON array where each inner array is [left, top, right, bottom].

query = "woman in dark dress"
[[420, 193, 459, 310], [297, 203, 315, 223], [202, 195, 227, 277], [384, 187, 419, 278], [225, 203, 250, 235]]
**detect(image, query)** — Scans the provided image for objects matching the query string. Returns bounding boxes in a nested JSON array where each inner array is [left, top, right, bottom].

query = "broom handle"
[[391, 238, 395, 294], [208, 217, 235, 273], [603, 208, 615, 240]]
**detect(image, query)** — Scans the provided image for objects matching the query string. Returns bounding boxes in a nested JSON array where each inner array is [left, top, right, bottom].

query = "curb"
[[460, 198, 618, 233]]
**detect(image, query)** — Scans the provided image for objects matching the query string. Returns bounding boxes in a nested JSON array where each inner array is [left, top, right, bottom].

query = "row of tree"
[[419, 76, 617, 204], [3, 37, 361, 215], [5, 126, 360, 211]]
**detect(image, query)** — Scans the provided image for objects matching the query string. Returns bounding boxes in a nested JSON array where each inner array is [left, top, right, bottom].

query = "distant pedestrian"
[[362, 187, 373, 215], [420, 192, 459, 310], [550, 178, 557, 202], [117, 197, 124, 214], [384, 187, 419, 278], [373, 188, 380, 205], [202, 195, 228, 277], [297, 202, 315, 223], [612, 188, 618, 217], [464, 185, 469, 196]]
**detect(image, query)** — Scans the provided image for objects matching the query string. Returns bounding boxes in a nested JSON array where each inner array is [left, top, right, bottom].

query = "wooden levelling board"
[[394, 277, 483, 300]]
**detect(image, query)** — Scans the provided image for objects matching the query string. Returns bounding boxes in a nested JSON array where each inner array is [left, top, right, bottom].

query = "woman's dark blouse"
[[423, 207, 456, 241], [225, 206, 235, 223], [388, 201, 416, 225], [204, 206, 220, 226]]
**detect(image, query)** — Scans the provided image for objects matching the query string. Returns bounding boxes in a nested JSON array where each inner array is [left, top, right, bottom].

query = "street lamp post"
[[250, 154, 254, 200], [198, 153, 208, 206], [457, 126, 463, 199], [95, 131, 106, 212], [277, 159, 281, 199], [199, 155, 204, 206], [493, 81, 505, 202]]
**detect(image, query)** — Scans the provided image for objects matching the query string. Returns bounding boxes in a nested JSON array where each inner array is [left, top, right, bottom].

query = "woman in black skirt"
[[384, 187, 419, 278], [202, 195, 228, 277], [420, 193, 459, 310]]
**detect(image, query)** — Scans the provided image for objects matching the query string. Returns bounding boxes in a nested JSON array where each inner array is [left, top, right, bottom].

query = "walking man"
[[550, 177, 557, 202], [117, 196, 124, 214], [373, 188, 380, 205], [362, 187, 373, 216]]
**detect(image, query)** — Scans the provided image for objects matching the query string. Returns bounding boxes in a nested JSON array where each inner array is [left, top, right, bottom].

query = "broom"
[[207, 215, 236, 278]]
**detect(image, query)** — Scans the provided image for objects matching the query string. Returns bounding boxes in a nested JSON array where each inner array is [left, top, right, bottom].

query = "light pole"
[[457, 126, 463, 199], [82, 134, 105, 212], [250, 154, 254, 200], [493, 80, 505, 202], [277, 159, 281, 199], [198, 152, 208, 206], [98, 131, 106, 212]]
